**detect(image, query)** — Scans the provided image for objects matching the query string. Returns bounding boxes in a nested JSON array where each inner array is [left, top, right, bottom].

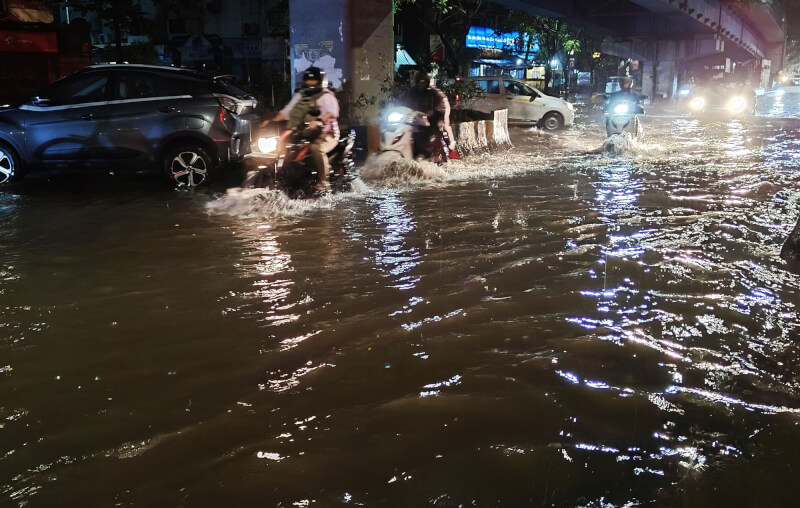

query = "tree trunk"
[[544, 65, 552, 95]]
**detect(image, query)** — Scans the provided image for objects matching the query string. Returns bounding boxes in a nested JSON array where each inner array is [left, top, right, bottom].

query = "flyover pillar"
[[288, 0, 394, 125]]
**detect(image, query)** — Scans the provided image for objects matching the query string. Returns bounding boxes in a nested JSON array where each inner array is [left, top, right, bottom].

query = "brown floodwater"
[[2, 101, 800, 507]]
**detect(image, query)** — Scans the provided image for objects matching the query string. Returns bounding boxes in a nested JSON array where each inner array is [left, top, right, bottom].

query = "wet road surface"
[[2, 98, 800, 506]]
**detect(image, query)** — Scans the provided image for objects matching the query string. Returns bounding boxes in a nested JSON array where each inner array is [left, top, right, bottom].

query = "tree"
[[394, 0, 489, 76], [499, 13, 580, 95]]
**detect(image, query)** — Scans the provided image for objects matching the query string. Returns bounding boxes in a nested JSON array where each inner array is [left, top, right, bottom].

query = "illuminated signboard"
[[465, 27, 538, 54]]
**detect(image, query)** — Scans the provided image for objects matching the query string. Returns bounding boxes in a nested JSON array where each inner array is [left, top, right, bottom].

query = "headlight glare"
[[689, 97, 705, 110], [613, 103, 630, 114], [387, 112, 404, 123], [728, 97, 746, 112], [257, 136, 279, 154]]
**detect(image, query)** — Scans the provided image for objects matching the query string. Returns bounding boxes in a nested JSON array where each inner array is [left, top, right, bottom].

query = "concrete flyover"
[[494, 0, 785, 97]]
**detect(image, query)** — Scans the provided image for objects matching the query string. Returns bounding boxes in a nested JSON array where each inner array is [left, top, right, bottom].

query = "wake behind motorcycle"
[[604, 99, 645, 138], [379, 106, 452, 164], [242, 120, 357, 199]]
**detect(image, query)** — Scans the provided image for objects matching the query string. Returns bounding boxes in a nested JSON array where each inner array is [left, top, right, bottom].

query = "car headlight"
[[727, 97, 746, 112], [387, 112, 404, 123], [566, 102, 574, 110], [689, 97, 705, 110], [613, 103, 630, 114], [679, 88, 691, 96], [257, 136, 279, 154]]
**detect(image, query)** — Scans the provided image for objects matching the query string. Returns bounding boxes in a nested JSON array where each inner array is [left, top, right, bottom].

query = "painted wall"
[[288, 0, 347, 90], [288, 0, 393, 123]]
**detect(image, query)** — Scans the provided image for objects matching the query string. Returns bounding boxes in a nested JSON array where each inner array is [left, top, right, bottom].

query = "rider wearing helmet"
[[272, 66, 340, 193], [400, 71, 453, 161], [604, 76, 640, 112]]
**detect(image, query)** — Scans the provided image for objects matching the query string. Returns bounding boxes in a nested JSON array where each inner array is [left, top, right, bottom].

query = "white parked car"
[[460, 77, 575, 131]]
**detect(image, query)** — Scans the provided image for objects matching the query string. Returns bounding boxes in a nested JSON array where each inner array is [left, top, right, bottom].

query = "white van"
[[461, 77, 575, 130]]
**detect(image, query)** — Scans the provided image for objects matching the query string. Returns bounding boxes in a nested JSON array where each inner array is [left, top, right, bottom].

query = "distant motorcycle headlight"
[[727, 97, 746, 112], [257, 136, 279, 154], [679, 88, 691, 96], [689, 97, 705, 110], [613, 103, 630, 114], [387, 112, 404, 123]]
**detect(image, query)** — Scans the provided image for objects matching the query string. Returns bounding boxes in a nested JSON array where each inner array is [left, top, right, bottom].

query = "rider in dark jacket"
[[400, 71, 452, 161], [604, 77, 643, 113]]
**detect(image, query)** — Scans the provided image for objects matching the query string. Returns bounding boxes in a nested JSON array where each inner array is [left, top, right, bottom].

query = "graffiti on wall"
[[289, 0, 346, 89]]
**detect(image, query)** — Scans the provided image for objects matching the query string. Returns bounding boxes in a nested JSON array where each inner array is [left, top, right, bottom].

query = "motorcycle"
[[604, 98, 645, 138], [379, 106, 453, 164], [242, 118, 357, 198]]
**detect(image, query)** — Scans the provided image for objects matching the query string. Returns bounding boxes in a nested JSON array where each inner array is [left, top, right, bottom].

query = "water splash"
[[205, 182, 371, 217], [360, 152, 447, 183]]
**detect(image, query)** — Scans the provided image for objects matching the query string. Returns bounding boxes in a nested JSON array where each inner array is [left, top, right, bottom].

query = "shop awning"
[[0, 30, 58, 53], [395, 44, 416, 70]]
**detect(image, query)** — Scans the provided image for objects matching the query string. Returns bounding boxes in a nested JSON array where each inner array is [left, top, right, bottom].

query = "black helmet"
[[302, 66, 324, 83], [415, 71, 431, 86]]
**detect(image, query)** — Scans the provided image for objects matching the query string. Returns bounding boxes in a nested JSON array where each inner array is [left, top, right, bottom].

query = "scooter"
[[379, 106, 453, 164], [604, 98, 645, 138], [242, 118, 357, 198]]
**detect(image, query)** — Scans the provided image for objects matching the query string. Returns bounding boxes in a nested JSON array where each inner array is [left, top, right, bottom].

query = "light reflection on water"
[[2, 107, 800, 506]]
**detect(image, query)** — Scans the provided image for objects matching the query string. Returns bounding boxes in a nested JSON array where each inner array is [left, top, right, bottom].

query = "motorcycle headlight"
[[257, 136, 279, 154], [387, 112, 404, 123], [727, 97, 746, 112], [689, 97, 705, 110], [613, 103, 630, 114]]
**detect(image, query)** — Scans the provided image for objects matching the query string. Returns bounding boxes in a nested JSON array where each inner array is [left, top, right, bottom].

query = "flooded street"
[[3, 100, 800, 507]]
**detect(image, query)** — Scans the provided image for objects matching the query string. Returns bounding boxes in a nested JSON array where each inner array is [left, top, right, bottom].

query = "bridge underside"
[[495, 0, 785, 96]]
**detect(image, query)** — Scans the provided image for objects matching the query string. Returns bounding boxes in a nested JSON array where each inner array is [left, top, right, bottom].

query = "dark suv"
[[0, 64, 257, 187]]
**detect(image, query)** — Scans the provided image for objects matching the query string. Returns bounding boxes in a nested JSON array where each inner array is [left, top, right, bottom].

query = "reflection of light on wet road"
[[556, 109, 800, 484], [368, 192, 421, 290], [5, 103, 800, 507], [230, 223, 299, 326]]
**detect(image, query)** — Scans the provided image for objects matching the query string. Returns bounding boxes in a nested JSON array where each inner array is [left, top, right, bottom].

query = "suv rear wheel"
[[0, 142, 20, 184], [163, 143, 214, 187]]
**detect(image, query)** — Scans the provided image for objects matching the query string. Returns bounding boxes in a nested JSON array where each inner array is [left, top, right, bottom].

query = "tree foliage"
[[394, 0, 488, 76], [498, 13, 587, 94]]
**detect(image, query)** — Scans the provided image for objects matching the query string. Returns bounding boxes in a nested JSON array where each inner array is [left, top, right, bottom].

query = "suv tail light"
[[218, 107, 235, 131], [216, 95, 242, 114]]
